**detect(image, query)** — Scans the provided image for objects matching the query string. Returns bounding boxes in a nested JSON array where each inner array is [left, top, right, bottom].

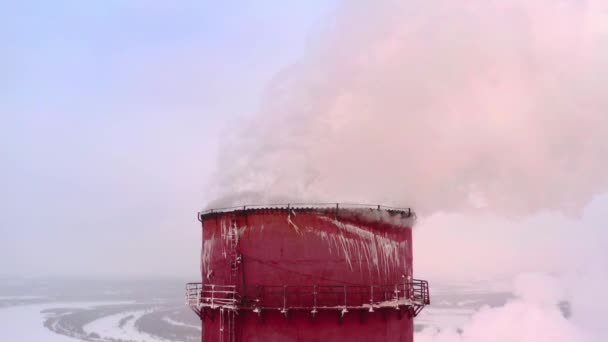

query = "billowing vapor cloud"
[[416, 272, 608, 342], [206, 1, 608, 340], [209, 0, 608, 216], [412, 194, 608, 341], [417, 275, 579, 342]]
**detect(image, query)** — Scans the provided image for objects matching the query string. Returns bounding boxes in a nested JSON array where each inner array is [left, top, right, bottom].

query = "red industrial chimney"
[[186, 204, 429, 341]]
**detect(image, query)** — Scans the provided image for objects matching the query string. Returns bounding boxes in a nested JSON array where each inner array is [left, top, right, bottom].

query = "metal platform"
[[186, 280, 430, 318]]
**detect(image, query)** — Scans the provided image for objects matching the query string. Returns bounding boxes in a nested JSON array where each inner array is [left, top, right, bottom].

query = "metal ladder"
[[221, 219, 240, 342], [227, 219, 241, 282]]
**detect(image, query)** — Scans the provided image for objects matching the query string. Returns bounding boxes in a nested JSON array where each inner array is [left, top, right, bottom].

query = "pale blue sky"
[[3, 1, 607, 283], [0, 1, 337, 277]]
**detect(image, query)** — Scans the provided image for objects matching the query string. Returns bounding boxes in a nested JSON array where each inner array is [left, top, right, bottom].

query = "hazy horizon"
[[1, 1, 339, 278]]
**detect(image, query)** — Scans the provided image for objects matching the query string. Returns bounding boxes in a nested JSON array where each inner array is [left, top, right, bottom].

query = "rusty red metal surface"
[[187, 204, 428, 342]]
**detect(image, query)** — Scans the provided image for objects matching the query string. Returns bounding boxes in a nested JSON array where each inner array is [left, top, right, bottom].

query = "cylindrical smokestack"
[[186, 204, 429, 342]]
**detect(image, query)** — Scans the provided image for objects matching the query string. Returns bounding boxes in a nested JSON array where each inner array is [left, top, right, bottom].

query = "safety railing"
[[186, 283, 239, 315], [186, 280, 429, 317], [410, 278, 430, 305]]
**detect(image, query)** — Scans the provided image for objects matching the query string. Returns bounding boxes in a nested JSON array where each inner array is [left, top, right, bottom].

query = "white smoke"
[[209, 0, 608, 216], [416, 272, 608, 342], [414, 194, 608, 341], [208, 1, 608, 341]]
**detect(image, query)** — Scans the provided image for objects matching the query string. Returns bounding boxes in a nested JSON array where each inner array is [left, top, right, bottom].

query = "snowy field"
[[82, 309, 167, 342], [0, 277, 525, 342], [0, 277, 201, 342], [0, 302, 132, 342], [0, 300, 201, 342]]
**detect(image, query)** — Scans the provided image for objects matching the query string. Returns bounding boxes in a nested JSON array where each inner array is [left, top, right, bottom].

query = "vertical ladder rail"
[[226, 219, 239, 341], [227, 219, 240, 283]]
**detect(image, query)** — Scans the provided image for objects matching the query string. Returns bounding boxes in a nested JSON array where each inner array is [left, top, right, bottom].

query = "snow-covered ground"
[[162, 316, 202, 331], [82, 310, 166, 342], [0, 278, 518, 341], [0, 277, 201, 341], [0, 295, 485, 342], [0, 302, 129, 342], [0, 299, 201, 342]]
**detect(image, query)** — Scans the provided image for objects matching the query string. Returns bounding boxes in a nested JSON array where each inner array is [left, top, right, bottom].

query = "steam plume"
[[207, 2, 608, 339], [209, 0, 608, 216]]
